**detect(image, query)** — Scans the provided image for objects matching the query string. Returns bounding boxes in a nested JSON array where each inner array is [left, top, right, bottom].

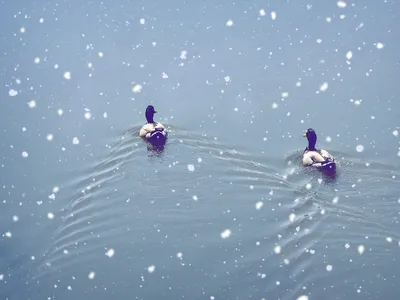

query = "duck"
[[302, 128, 336, 170], [139, 105, 168, 145]]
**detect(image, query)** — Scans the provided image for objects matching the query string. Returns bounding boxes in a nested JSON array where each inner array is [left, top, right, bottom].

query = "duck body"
[[302, 128, 336, 171], [139, 105, 168, 146], [303, 148, 336, 170], [140, 122, 168, 145]]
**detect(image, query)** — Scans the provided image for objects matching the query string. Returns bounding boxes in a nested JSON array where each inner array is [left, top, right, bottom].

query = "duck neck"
[[146, 113, 155, 123], [307, 139, 317, 151], [307, 145, 317, 151], [306, 134, 317, 151]]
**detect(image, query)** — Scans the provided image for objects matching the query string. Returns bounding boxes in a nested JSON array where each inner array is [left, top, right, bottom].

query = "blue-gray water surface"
[[1, 0, 400, 299]]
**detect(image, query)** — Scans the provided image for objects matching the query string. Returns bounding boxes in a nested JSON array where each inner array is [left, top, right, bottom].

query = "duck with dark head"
[[302, 128, 336, 172], [139, 105, 168, 146]]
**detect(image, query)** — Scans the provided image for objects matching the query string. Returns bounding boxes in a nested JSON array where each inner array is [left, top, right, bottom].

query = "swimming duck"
[[302, 128, 336, 169], [139, 105, 168, 145]]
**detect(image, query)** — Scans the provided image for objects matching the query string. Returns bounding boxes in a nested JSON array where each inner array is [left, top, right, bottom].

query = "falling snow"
[[105, 248, 115, 258], [132, 84, 142, 93], [84, 110, 92, 120], [64, 72, 71, 80], [289, 213, 296, 223], [9, 89, 18, 96], [356, 145, 364, 152], [180, 51, 187, 59], [220, 229, 231, 239], [28, 100, 36, 108], [319, 82, 329, 92], [255, 201, 263, 210]]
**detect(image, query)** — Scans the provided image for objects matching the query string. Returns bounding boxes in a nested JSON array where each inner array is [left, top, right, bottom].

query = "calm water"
[[1, 0, 400, 299]]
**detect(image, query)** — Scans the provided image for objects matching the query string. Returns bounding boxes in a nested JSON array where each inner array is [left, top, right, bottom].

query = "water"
[[1, 0, 400, 299]]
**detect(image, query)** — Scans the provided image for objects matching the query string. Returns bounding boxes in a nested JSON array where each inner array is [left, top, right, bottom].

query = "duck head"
[[145, 105, 157, 123], [303, 128, 317, 151]]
